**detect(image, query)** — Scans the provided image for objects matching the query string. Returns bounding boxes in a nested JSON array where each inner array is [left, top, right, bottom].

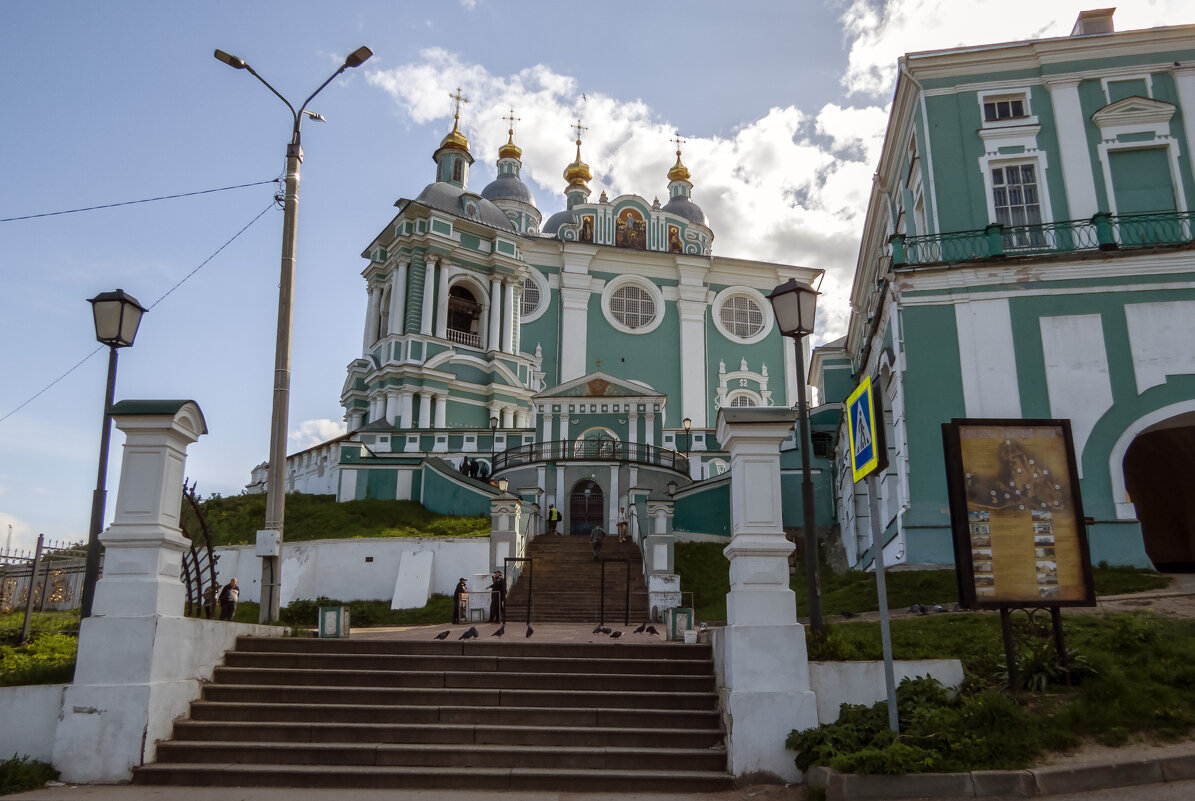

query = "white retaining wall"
[[0, 683, 67, 762], [808, 659, 966, 724], [212, 537, 490, 607]]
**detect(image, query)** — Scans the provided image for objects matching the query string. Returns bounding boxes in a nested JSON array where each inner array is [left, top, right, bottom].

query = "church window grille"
[[521, 277, 541, 316], [729, 394, 757, 407], [719, 295, 764, 338], [610, 283, 656, 329]]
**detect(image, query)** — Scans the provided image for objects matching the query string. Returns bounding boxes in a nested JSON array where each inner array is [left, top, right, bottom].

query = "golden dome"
[[498, 130, 521, 160], [668, 150, 691, 183], [564, 139, 592, 184], [440, 119, 469, 152]]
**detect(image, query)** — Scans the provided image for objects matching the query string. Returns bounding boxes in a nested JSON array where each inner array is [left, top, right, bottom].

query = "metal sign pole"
[[866, 474, 899, 733]]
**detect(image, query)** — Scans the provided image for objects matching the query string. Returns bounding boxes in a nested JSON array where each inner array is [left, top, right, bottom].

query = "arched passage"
[[569, 478, 604, 537], [1123, 411, 1195, 570]]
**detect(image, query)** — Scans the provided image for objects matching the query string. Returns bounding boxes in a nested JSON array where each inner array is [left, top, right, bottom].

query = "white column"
[[627, 411, 639, 444], [489, 276, 503, 351], [715, 407, 819, 782], [542, 407, 553, 442], [608, 463, 620, 529], [418, 391, 432, 428], [350, 411, 364, 430], [1174, 67, 1195, 192], [433, 394, 447, 428], [559, 282, 590, 381], [502, 280, 515, 353], [502, 407, 514, 428], [677, 298, 708, 427], [399, 391, 414, 430], [421, 258, 436, 334], [385, 390, 399, 425], [389, 260, 409, 335], [363, 285, 382, 353], [644, 410, 655, 447], [559, 410, 570, 443], [435, 260, 451, 339], [1044, 78, 1100, 219]]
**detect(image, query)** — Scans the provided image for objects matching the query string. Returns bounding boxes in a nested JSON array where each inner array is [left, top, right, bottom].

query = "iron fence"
[[1, 534, 87, 642]]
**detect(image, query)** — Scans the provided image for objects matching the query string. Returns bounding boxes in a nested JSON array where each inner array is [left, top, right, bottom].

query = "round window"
[[521, 277, 541, 317], [719, 295, 764, 338], [610, 284, 656, 329]]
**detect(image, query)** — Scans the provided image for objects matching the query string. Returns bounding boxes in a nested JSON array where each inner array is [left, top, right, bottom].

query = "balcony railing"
[[492, 438, 689, 475], [891, 210, 1195, 267], [446, 328, 481, 348]]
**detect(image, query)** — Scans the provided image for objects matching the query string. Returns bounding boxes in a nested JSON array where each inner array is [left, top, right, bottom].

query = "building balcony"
[[890, 210, 1195, 267], [492, 438, 690, 476], [446, 328, 481, 348]]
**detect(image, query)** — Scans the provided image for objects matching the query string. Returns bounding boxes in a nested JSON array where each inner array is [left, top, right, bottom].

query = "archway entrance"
[[1123, 413, 1195, 570], [569, 479, 604, 537]]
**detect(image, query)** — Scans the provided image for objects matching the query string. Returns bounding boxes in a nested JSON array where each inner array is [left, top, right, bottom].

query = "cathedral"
[[265, 98, 821, 537]]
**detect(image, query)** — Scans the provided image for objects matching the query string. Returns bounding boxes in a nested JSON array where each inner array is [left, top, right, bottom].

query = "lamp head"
[[497, 478, 509, 493], [344, 46, 373, 68], [667, 480, 678, 497], [88, 289, 147, 348], [213, 49, 247, 70], [490, 416, 499, 431], [683, 417, 692, 432], [767, 278, 819, 338]]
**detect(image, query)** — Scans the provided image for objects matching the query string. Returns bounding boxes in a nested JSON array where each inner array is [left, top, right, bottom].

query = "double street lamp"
[[214, 45, 372, 622], [80, 289, 147, 619], [767, 278, 823, 634]]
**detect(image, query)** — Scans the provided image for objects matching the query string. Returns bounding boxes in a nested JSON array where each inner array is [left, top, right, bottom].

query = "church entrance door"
[[569, 479, 604, 537]]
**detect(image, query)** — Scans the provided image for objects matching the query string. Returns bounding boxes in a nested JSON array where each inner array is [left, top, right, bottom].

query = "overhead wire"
[[0, 179, 279, 223]]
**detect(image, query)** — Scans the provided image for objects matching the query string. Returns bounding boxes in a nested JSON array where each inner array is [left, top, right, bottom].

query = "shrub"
[[0, 633, 77, 687], [0, 755, 59, 795]]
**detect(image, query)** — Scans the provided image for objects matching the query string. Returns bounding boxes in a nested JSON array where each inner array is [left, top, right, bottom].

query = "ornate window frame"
[[601, 275, 665, 335], [711, 286, 773, 344], [520, 267, 550, 323]]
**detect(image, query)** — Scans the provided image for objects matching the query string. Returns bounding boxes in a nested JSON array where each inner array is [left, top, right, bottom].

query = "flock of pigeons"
[[432, 622, 661, 641]]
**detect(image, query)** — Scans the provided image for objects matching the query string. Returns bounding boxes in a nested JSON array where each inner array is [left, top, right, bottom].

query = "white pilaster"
[[502, 280, 515, 353], [385, 390, 400, 425], [421, 258, 436, 334], [502, 406, 514, 428], [489, 276, 503, 351], [627, 411, 639, 444], [644, 410, 655, 447], [677, 298, 708, 427], [418, 391, 432, 428], [559, 282, 591, 381], [541, 407, 553, 442], [363, 285, 382, 353], [350, 411, 364, 430], [433, 394, 447, 428], [389, 260, 409, 335], [435, 259, 451, 339], [608, 463, 620, 528], [559, 411, 570, 443], [1174, 67, 1195, 188], [399, 391, 414, 430], [1045, 78, 1100, 219], [714, 407, 820, 783]]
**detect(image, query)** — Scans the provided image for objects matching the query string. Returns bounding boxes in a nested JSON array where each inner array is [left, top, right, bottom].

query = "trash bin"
[[663, 607, 694, 642], [318, 606, 351, 638]]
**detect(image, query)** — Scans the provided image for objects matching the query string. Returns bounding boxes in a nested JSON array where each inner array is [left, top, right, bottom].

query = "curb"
[[806, 749, 1195, 800]]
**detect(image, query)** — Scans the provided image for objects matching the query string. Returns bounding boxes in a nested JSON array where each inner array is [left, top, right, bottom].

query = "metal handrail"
[[493, 438, 689, 475]]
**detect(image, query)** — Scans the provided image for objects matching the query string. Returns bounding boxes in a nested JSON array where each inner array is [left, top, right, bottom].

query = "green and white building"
[[268, 106, 820, 536], [814, 9, 1195, 571]]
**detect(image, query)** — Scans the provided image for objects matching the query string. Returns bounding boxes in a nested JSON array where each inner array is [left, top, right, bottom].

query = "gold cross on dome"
[[449, 87, 469, 121], [572, 118, 588, 143], [672, 132, 686, 155], [503, 109, 520, 133]]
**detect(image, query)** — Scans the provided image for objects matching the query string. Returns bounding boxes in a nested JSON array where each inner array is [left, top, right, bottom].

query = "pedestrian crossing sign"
[[846, 375, 886, 482]]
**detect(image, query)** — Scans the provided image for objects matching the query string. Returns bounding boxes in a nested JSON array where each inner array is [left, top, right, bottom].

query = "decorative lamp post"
[[666, 480, 678, 497], [490, 415, 499, 464], [214, 45, 372, 623], [80, 289, 147, 618], [767, 277, 823, 633], [682, 416, 692, 456], [497, 478, 509, 494]]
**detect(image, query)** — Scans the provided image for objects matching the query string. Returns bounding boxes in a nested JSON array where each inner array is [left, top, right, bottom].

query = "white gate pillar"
[[714, 407, 819, 783]]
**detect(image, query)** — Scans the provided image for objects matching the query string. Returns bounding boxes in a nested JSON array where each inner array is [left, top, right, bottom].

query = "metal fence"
[[1, 534, 87, 642]]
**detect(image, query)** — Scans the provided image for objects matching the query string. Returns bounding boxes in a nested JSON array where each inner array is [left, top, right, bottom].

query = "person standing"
[[218, 577, 239, 621], [486, 571, 506, 623], [202, 582, 219, 619], [617, 507, 628, 542], [547, 504, 561, 535], [590, 524, 606, 561], [452, 577, 468, 624]]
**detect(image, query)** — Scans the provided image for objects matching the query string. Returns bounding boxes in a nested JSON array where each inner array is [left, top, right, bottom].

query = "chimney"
[[1071, 8, 1116, 36]]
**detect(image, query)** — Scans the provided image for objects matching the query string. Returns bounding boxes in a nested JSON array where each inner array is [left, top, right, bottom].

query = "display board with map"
[[942, 419, 1095, 609]]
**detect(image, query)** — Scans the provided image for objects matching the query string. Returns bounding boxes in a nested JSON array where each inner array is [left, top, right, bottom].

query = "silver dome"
[[480, 173, 537, 208], [412, 182, 515, 231], [661, 195, 706, 225]]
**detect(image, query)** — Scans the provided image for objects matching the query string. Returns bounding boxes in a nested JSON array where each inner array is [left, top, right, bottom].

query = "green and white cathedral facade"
[[814, 10, 1195, 573], [294, 111, 819, 535]]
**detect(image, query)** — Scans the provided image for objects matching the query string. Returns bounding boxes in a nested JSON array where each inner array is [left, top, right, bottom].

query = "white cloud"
[[367, 53, 888, 343], [841, 0, 1189, 96], [289, 419, 347, 451]]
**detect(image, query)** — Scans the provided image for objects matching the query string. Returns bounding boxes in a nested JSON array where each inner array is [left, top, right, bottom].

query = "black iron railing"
[[492, 438, 689, 475]]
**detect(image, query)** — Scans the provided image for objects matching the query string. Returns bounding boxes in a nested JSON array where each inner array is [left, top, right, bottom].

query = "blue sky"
[[0, 0, 1183, 549]]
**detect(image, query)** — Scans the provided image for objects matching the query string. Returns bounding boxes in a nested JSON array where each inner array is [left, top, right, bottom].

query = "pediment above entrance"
[[1092, 96, 1176, 132], [535, 371, 663, 400]]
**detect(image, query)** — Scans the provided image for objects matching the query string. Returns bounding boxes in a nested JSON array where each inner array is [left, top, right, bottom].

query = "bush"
[[0, 633, 77, 687], [0, 755, 59, 795]]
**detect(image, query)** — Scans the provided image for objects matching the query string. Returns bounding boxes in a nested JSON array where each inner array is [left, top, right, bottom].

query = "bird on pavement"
[[840, 609, 858, 619], [525, 625, 534, 638], [598, 627, 612, 635], [592, 624, 604, 634], [908, 603, 929, 615], [459, 626, 479, 640], [491, 626, 505, 637], [645, 625, 659, 636], [633, 622, 647, 634], [610, 631, 623, 639], [434, 630, 450, 640]]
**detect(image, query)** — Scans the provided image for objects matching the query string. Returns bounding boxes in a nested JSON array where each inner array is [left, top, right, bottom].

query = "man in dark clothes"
[[452, 578, 468, 624], [590, 525, 606, 560], [486, 571, 506, 623], [218, 577, 239, 621]]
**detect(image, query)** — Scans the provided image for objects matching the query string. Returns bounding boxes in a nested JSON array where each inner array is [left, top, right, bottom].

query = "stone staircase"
[[132, 635, 732, 792], [504, 534, 648, 623]]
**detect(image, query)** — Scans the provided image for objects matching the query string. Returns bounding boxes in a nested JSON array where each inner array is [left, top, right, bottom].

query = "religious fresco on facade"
[[616, 208, 646, 250], [580, 215, 594, 243], [942, 419, 1095, 608], [667, 224, 682, 253]]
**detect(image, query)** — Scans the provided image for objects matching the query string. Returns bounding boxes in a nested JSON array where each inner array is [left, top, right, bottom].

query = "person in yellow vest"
[[547, 504, 562, 535]]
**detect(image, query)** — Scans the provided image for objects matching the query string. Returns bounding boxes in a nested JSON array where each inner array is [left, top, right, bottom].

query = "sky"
[[0, 0, 1187, 551]]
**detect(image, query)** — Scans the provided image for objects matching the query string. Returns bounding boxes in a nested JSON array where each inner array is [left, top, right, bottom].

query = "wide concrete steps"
[[505, 535, 649, 623], [133, 636, 731, 792]]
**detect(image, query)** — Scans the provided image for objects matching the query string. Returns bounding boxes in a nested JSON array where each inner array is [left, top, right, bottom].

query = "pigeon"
[[645, 625, 659, 636], [525, 625, 534, 638], [840, 609, 858, 619], [459, 626, 479, 640], [610, 631, 623, 639], [633, 622, 647, 634], [592, 625, 604, 634], [931, 604, 948, 614], [908, 603, 929, 616], [491, 625, 505, 637], [598, 627, 612, 635], [434, 630, 451, 640]]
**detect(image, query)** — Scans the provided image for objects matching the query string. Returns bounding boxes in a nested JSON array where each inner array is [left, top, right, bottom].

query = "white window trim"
[[445, 273, 492, 348], [520, 267, 550, 324], [978, 154, 1054, 228], [711, 286, 773, 344], [725, 389, 763, 407], [977, 87, 1037, 130], [1101, 74, 1154, 105], [1097, 140, 1187, 217], [601, 275, 665, 335]]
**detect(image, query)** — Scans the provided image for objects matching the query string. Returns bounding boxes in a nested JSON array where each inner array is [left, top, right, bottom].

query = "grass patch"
[[231, 594, 455, 629], [0, 755, 60, 795], [0, 633, 77, 686], [0, 609, 80, 640], [674, 542, 730, 622], [185, 493, 490, 546]]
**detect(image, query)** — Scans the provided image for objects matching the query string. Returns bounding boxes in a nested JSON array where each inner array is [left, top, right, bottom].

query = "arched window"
[[452, 158, 463, 183], [377, 286, 391, 342], [729, 393, 759, 407], [521, 277, 541, 317], [446, 284, 482, 348]]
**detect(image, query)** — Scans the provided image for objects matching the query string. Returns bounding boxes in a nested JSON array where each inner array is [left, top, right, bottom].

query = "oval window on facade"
[[610, 283, 656, 329]]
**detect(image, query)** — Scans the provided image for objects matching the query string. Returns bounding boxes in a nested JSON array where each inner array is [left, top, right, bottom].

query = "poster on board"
[[942, 419, 1095, 609]]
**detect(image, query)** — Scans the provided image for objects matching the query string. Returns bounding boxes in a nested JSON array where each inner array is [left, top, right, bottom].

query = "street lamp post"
[[214, 45, 372, 622], [767, 278, 824, 634], [80, 289, 147, 619], [490, 415, 499, 465], [682, 417, 692, 456]]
